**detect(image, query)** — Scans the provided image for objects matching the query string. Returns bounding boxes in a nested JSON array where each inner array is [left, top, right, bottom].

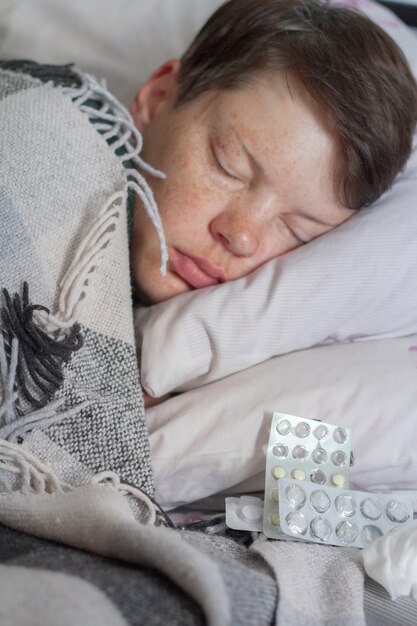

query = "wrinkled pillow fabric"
[[147, 334, 417, 510], [0, 0, 224, 108], [137, 140, 417, 396]]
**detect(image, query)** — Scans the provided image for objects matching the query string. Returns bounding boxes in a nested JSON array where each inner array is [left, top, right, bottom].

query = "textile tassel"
[[0, 440, 161, 526], [61, 70, 169, 276], [0, 282, 83, 409], [0, 440, 72, 495]]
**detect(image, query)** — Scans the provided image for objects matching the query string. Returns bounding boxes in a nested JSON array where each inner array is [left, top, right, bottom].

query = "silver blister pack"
[[263, 411, 352, 538], [276, 477, 413, 548]]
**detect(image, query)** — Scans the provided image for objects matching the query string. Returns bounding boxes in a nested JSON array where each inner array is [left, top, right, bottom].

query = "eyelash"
[[293, 232, 307, 245], [211, 147, 240, 181], [281, 219, 307, 245], [210, 147, 308, 245]]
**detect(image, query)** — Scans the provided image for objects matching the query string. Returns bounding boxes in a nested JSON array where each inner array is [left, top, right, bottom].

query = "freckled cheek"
[[156, 165, 220, 236]]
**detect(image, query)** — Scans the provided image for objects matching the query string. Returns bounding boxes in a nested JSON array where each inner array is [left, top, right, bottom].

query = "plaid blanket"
[[0, 61, 166, 503]]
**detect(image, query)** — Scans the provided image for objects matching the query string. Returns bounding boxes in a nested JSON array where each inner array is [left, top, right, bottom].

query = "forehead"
[[191, 73, 343, 208], [222, 74, 336, 166]]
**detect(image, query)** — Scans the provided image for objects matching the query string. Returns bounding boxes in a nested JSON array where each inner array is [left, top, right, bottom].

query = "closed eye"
[[278, 218, 311, 246], [211, 144, 240, 181]]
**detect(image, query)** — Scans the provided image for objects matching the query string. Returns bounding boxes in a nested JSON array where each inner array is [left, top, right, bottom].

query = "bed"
[[1, 1, 417, 624]]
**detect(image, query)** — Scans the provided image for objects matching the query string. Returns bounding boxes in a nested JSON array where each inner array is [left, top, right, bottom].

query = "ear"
[[130, 59, 181, 131]]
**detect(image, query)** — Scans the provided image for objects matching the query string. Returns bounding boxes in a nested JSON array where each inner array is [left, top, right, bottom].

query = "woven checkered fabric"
[[0, 62, 154, 496]]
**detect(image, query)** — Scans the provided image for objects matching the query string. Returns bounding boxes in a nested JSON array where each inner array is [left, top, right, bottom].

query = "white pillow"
[[0, 0, 224, 108], [134, 2, 417, 397], [137, 142, 417, 396], [148, 334, 417, 510], [4, 0, 415, 101]]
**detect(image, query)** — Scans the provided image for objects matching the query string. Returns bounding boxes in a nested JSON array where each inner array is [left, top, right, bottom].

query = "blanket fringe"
[[0, 303, 89, 445], [0, 440, 157, 524], [37, 190, 126, 329], [0, 286, 83, 408], [0, 395, 90, 444], [0, 439, 71, 495], [92, 471, 157, 526], [60, 70, 168, 278]]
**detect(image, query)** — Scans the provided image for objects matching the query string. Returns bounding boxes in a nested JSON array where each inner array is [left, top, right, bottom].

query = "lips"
[[171, 249, 226, 289]]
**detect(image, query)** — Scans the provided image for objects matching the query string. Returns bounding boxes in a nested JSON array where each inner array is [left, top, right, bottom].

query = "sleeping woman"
[[127, 0, 417, 405]]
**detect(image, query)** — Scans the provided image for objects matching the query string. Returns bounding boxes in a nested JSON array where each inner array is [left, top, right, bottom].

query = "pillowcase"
[[147, 333, 417, 510], [0, 0, 224, 108], [134, 1, 417, 397], [137, 141, 417, 396], [2, 0, 415, 100]]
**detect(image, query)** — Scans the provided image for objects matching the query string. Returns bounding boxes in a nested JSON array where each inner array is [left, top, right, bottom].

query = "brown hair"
[[176, 0, 417, 209]]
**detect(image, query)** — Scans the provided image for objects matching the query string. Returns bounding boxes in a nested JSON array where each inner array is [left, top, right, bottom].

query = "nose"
[[210, 208, 261, 258]]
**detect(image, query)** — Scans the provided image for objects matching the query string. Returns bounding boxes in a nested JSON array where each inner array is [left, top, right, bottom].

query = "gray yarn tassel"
[[0, 282, 83, 409]]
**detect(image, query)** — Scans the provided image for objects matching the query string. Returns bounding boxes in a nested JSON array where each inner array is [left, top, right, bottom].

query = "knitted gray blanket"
[[1, 62, 413, 626], [0, 61, 162, 500]]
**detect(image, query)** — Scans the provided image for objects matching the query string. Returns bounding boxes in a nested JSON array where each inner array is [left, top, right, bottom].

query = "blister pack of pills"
[[276, 477, 413, 548], [225, 495, 264, 532], [263, 411, 352, 538]]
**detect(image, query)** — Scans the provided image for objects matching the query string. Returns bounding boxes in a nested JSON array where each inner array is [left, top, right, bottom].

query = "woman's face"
[[130, 63, 354, 304]]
